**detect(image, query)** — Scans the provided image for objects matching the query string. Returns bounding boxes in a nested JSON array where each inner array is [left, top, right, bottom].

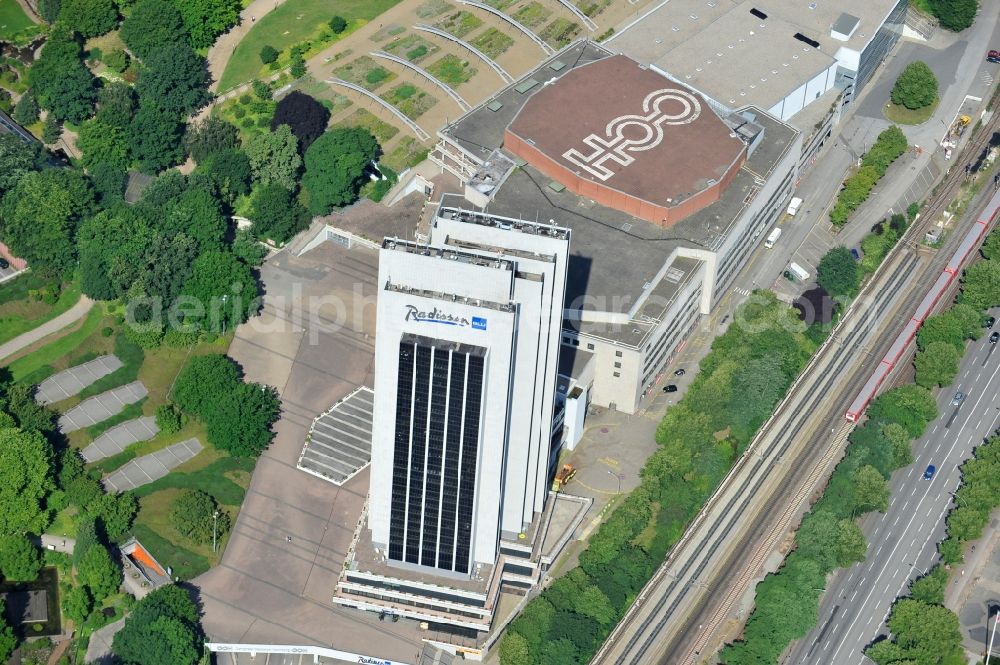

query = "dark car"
[[850, 248, 862, 261], [674, 368, 686, 376], [989, 50, 1000, 64], [923, 464, 936, 480], [952, 391, 965, 406], [992, 331, 1000, 344], [0, 257, 8, 270], [986, 316, 997, 329], [663, 384, 678, 393]]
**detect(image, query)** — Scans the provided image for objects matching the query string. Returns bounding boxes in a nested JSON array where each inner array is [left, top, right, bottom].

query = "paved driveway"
[[35, 355, 123, 404], [102, 438, 203, 492], [58, 381, 147, 433]]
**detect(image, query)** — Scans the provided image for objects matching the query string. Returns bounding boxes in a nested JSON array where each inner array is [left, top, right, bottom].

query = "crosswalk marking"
[[982, 72, 994, 86], [733, 287, 752, 296]]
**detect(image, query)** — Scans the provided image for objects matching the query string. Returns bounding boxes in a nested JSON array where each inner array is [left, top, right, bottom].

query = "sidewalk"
[[0, 295, 93, 363], [206, 0, 289, 92]]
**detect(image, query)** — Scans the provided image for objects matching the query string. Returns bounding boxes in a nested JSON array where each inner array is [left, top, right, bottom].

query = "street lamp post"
[[986, 612, 1000, 665], [221, 294, 228, 335], [607, 470, 622, 494], [212, 510, 219, 553]]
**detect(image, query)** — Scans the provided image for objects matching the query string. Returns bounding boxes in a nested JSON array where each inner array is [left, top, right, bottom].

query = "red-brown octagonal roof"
[[505, 55, 746, 225]]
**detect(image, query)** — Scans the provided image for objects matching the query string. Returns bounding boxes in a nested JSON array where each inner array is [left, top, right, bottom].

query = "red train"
[[845, 185, 1000, 422]]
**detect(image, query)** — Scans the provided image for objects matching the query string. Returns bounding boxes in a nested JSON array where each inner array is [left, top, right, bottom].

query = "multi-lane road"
[[789, 313, 1000, 664]]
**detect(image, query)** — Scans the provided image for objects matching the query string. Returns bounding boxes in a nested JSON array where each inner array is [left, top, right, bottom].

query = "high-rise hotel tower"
[[368, 207, 570, 576]]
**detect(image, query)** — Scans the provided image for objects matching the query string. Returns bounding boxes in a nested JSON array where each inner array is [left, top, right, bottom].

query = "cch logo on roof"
[[404, 305, 487, 330], [563, 88, 702, 181]]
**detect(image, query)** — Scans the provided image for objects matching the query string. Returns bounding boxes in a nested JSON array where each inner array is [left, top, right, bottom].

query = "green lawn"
[[7, 306, 109, 382], [218, 0, 401, 91], [0, 0, 39, 43], [0, 279, 82, 346], [884, 98, 938, 125], [334, 108, 399, 143]]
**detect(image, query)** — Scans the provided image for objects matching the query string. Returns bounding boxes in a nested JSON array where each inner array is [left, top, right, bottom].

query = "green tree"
[[867, 385, 938, 438], [910, 564, 948, 605], [62, 584, 93, 624], [59, 0, 117, 37], [135, 44, 210, 116], [172, 354, 240, 417], [77, 543, 121, 602], [0, 428, 54, 536], [498, 632, 531, 665], [853, 464, 889, 513], [0, 535, 42, 581], [169, 490, 229, 544], [865, 599, 963, 664], [28, 26, 96, 123], [120, 0, 188, 60], [245, 124, 301, 189], [960, 259, 1000, 311], [112, 584, 202, 665], [77, 119, 130, 171], [38, 0, 60, 22], [12, 90, 40, 125], [928, 0, 979, 32], [914, 340, 960, 388], [290, 49, 306, 78], [231, 228, 268, 266], [250, 182, 311, 243], [89, 492, 138, 541], [0, 133, 39, 195], [982, 230, 1000, 260], [66, 475, 103, 510], [96, 82, 137, 130], [170, 0, 241, 49], [891, 61, 938, 110], [184, 117, 239, 163], [817, 246, 862, 299], [881, 422, 913, 467], [0, 168, 95, 275], [104, 49, 129, 73], [41, 115, 61, 144], [198, 148, 251, 203], [204, 382, 279, 457], [329, 15, 347, 33], [0, 383, 56, 434], [162, 187, 226, 252], [179, 251, 257, 332], [128, 103, 185, 173], [259, 45, 278, 64], [155, 404, 184, 434], [575, 584, 615, 626], [302, 127, 379, 214], [0, 601, 14, 663]]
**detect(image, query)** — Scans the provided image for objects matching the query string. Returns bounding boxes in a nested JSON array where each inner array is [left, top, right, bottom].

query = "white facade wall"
[[768, 63, 839, 121]]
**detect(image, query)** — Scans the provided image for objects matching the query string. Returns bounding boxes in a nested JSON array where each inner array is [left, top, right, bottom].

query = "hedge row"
[[500, 293, 816, 664], [830, 125, 908, 226]]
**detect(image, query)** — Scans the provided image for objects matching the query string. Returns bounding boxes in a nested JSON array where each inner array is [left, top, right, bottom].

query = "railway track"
[[593, 108, 1000, 665]]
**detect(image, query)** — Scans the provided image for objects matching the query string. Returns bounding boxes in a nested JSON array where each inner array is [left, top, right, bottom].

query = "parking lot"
[[57, 381, 148, 433], [103, 438, 203, 492], [36, 354, 123, 405]]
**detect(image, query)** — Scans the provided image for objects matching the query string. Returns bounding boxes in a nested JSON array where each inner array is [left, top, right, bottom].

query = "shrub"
[[232, 106, 246, 119], [239, 94, 252, 105], [155, 404, 184, 434], [251, 80, 271, 100], [104, 49, 128, 74], [259, 45, 278, 64], [101, 326, 114, 337], [329, 15, 347, 33]]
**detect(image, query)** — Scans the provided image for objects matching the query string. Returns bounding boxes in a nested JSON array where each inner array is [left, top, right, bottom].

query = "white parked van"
[[786, 197, 803, 216], [764, 227, 782, 249], [789, 262, 811, 281]]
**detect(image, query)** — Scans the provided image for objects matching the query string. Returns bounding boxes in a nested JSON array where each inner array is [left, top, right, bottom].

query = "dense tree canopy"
[[113, 585, 202, 665], [0, 168, 95, 275], [0, 601, 14, 663], [28, 25, 96, 123], [179, 251, 257, 331], [96, 82, 137, 130], [865, 599, 964, 665], [302, 127, 379, 214], [960, 260, 1000, 311], [0, 133, 39, 196], [78, 119, 130, 171], [928, 0, 978, 32], [0, 535, 42, 581], [867, 385, 938, 439], [198, 148, 251, 203], [128, 103, 185, 173], [250, 182, 311, 243], [172, 354, 240, 417], [914, 340, 960, 388], [121, 0, 188, 60], [77, 543, 121, 602], [891, 61, 939, 110], [205, 382, 280, 456], [270, 91, 331, 152], [245, 124, 300, 189], [12, 90, 39, 126], [135, 43, 210, 116], [817, 246, 862, 299], [0, 428, 54, 536], [184, 117, 239, 163], [59, 0, 117, 37], [171, 0, 241, 49], [170, 490, 230, 544]]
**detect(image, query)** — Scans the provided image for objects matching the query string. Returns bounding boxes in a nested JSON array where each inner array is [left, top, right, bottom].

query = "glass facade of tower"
[[388, 335, 486, 574]]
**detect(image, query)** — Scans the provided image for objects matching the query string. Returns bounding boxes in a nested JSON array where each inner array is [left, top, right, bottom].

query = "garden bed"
[[384, 33, 440, 63], [434, 10, 483, 38], [470, 27, 514, 59], [427, 53, 476, 86], [380, 83, 438, 120], [333, 55, 396, 91], [415, 0, 453, 19], [334, 108, 399, 143], [540, 17, 581, 49], [514, 2, 551, 27], [382, 136, 430, 172]]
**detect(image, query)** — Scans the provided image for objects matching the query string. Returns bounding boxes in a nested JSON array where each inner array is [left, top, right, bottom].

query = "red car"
[[989, 50, 1000, 64]]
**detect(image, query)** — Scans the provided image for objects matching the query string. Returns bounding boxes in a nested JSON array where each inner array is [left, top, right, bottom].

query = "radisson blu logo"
[[405, 305, 487, 330]]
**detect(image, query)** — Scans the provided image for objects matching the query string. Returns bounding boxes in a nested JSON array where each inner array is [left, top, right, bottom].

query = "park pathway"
[[206, 0, 290, 92], [0, 295, 94, 363]]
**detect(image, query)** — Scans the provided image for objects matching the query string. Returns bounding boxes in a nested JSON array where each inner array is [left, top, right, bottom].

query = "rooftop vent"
[[749, 7, 767, 19], [794, 33, 820, 48]]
